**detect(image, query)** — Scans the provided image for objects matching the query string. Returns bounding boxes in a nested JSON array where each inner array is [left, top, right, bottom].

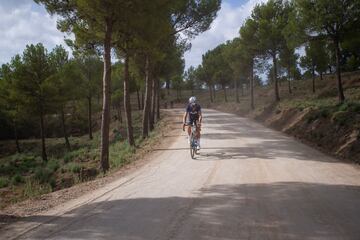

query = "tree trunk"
[[241, 81, 245, 96], [288, 79, 292, 94], [312, 65, 316, 93], [124, 52, 135, 146], [223, 85, 228, 102], [166, 80, 170, 95], [149, 77, 156, 131], [287, 64, 292, 94], [87, 96, 93, 140], [142, 55, 151, 138], [141, 91, 144, 110], [250, 58, 255, 110], [320, 72, 323, 81], [118, 103, 122, 123], [334, 38, 345, 103], [39, 108, 47, 162], [234, 78, 239, 103], [136, 88, 141, 110], [273, 53, 280, 101], [212, 85, 216, 100], [61, 107, 71, 151], [13, 120, 21, 153], [208, 84, 213, 103], [156, 83, 160, 121], [100, 19, 112, 173]]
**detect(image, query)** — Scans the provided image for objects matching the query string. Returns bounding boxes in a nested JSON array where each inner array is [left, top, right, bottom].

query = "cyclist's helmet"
[[189, 96, 196, 104]]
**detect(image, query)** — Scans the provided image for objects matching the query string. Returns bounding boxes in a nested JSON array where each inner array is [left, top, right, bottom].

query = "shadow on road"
[[5, 182, 360, 239]]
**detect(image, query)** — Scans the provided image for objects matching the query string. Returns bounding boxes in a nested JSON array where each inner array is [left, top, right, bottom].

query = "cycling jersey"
[[186, 103, 201, 124]]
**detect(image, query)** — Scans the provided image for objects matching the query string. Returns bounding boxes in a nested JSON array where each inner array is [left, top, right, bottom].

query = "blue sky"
[[0, 0, 267, 69]]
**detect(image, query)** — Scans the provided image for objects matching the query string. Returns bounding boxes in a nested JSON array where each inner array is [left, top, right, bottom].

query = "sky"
[[0, 0, 267, 69]]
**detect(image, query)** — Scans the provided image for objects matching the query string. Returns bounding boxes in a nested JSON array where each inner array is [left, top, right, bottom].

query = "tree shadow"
[[4, 182, 360, 239]]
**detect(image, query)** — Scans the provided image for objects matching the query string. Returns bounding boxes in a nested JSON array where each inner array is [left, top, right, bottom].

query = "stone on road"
[[2, 109, 360, 240]]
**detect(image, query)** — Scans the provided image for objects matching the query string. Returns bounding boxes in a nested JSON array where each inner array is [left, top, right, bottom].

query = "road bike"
[[184, 122, 199, 159]]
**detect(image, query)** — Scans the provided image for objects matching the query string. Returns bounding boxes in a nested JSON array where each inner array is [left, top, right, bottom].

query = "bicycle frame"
[[186, 122, 198, 159]]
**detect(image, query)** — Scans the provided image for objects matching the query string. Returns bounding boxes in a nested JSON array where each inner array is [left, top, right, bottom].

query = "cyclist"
[[182, 96, 202, 150]]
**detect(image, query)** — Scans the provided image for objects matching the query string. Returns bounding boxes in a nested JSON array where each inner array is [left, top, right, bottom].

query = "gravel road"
[[1, 109, 359, 240]]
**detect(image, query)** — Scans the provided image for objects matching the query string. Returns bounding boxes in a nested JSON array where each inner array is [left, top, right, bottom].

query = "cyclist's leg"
[[187, 119, 193, 144], [187, 123, 192, 137], [194, 120, 201, 149]]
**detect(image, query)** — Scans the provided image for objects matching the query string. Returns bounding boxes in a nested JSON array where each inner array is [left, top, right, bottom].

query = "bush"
[[47, 159, 60, 172], [23, 179, 52, 198], [34, 167, 53, 184], [11, 174, 24, 185], [306, 108, 330, 123], [66, 162, 82, 173], [63, 152, 73, 163], [331, 111, 353, 126], [0, 177, 9, 188], [63, 148, 89, 163], [110, 142, 135, 168]]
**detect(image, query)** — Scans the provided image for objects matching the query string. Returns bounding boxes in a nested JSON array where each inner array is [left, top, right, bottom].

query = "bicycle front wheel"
[[190, 145, 195, 159]]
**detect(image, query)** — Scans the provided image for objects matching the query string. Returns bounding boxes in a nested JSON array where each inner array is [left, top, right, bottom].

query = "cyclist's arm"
[[183, 112, 188, 124], [198, 111, 202, 124]]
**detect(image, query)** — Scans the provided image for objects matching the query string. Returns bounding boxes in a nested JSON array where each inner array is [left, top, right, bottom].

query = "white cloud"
[[0, 1, 70, 64], [184, 0, 267, 70]]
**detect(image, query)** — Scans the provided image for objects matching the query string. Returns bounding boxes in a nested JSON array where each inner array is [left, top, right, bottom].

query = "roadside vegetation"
[[0, 110, 172, 209]]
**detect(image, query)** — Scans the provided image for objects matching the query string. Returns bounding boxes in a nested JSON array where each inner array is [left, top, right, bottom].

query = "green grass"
[[23, 179, 53, 199], [109, 141, 136, 168], [65, 162, 82, 174], [11, 174, 24, 185], [0, 177, 9, 188]]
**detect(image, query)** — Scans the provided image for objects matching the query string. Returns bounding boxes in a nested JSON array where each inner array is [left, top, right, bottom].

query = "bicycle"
[[184, 122, 199, 159]]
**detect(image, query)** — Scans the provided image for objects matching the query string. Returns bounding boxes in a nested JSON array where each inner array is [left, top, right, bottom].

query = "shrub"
[[338, 102, 350, 112], [63, 152, 74, 163], [23, 179, 52, 198], [11, 174, 24, 185], [63, 148, 90, 163], [66, 162, 81, 173], [0, 177, 9, 188], [34, 167, 53, 184], [331, 111, 353, 126], [306, 108, 330, 123], [110, 142, 135, 168], [47, 159, 60, 172]]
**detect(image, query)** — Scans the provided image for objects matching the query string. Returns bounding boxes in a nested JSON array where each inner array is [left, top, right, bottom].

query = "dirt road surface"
[[1, 109, 359, 240]]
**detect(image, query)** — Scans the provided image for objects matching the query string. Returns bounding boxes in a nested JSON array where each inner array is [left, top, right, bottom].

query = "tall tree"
[[0, 60, 26, 153], [13, 44, 55, 161], [239, 18, 260, 109], [279, 46, 299, 94], [251, 0, 292, 101], [300, 40, 329, 93], [49, 45, 73, 151], [75, 50, 103, 140]]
